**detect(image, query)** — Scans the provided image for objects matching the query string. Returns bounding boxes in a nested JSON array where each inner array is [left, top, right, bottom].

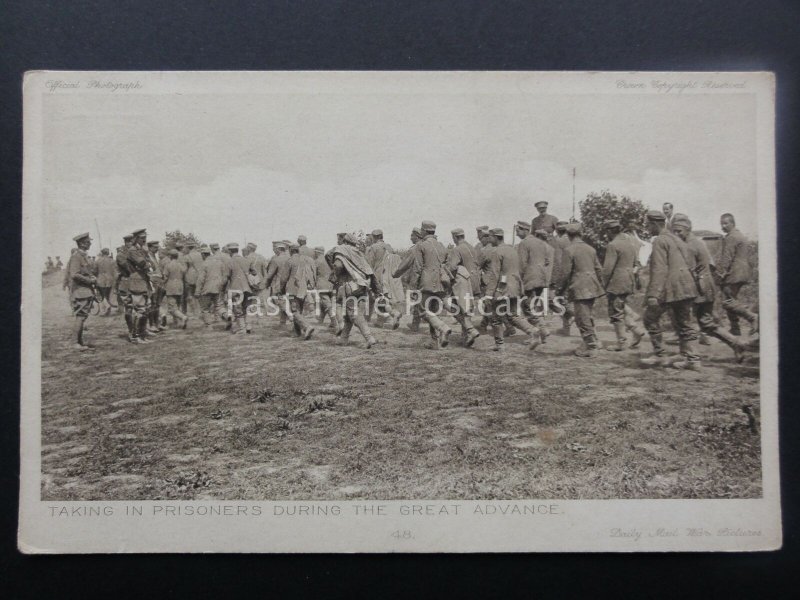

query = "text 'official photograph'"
[[20, 72, 780, 552]]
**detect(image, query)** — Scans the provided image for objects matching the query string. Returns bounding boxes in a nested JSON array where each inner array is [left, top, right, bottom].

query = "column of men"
[[65, 206, 757, 370]]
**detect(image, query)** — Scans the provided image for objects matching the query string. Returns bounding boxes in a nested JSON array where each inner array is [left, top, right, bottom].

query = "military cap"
[[246, 242, 257, 250], [343, 233, 357, 245], [412, 227, 423, 236], [199, 245, 211, 254], [275, 242, 287, 250], [371, 229, 383, 237], [336, 231, 348, 237], [282, 239, 293, 246], [131, 228, 147, 237], [565, 223, 582, 234], [209, 243, 220, 250], [556, 220, 569, 227], [314, 245, 324, 251], [534, 201, 549, 208], [489, 227, 504, 236], [476, 225, 490, 232], [671, 213, 692, 229], [605, 220, 621, 229], [451, 228, 465, 236], [421, 220, 437, 231], [175, 241, 185, 249], [73, 232, 92, 242], [227, 242, 239, 251], [288, 243, 299, 251], [516, 220, 531, 231], [147, 240, 159, 247], [646, 210, 666, 222], [297, 235, 307, 242], [169, 249, 180, 257], [534, 229, 548, 236], [123, 234, 134, 241]]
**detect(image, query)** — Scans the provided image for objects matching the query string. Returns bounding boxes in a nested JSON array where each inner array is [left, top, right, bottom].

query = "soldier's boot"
[[243, 311, 252, 334], [698, 332, 711, 345], [491, 323, 505, 351], [352, 314, 374, 347], [724, 299, 759, 336], [558, 315, 572, 336], [73, 316, 94, 350], [407, 308, 422, 332], [672, 339, 702, 370], [338, 319, 353, 343], [390, 309, 402, 330], [504, 325, 518, 337], [279, 310, 288, 325], [628, 324, 646, 349], [477, 315, 490, 334], [425, 312, 451, 349], [455, 314, 480, 347], [574, 338, 598, 358], [607, 321, 627, 351], [332, 311, 345, 336], [640, 333, 668, 366], [710, 327, 747, 363], [124, 313, 134, 337], [510, 315, 539, 350], [137, 316, 152, 343]]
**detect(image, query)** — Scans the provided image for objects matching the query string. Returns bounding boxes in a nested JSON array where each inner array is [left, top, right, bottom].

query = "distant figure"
[[55, 256, 63, 270], [663, 202, 675, 231], [530, 200, 559, 236], [45, 256, 54, 271]]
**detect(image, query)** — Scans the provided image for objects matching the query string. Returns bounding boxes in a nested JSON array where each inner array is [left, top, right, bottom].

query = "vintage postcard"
[[19, 71, 780, 552]]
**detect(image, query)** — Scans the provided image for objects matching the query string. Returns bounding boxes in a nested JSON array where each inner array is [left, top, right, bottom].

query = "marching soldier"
[[550, 221, 574, 335], [474, 225, 492, 332], [195, 244, 230, 326], [717, 213, 757, 336], [639, 211, 700, 369], [245, 242, 270, 311], [66, 232, 98, 351], [162, 248, 189, 328], [482, 227, 541, 351], [297, 235, 315, 258], [225, 242, 255, 334], [412, 220, 453, 349], [446, 228, 481, 347], [326, 233, 380, 349], [285, 243, 317, 339], [146, 240, 166, 334], [126, 228, 154, 344], [314, 246, 342, 332], [530, 200, 559, 236], [602, 220, 646, 351], [392, 227, 425, 332], [209, 242, 221, 255], [671, 214, 747, 362], [366, 229, 401, 328], [94, 248, 117, 316], [181, 241, 204, 316], [515, 221, 551, 344], [264, 242, 292, 325], [557, 223, 605, 357]]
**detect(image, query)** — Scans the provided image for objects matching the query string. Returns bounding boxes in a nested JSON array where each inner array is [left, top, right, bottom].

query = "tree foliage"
[[161, 230, 203, 251], [579, 190, 651, 253]]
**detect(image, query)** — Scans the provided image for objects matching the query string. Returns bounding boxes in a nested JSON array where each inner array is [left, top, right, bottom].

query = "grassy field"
[[40, 274, 762, 501]]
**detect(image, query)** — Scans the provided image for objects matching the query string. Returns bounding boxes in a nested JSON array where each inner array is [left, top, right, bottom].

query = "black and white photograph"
[[18, 71, 780, 552]]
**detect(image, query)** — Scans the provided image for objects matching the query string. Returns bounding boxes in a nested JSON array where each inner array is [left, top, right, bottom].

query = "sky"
[[39, 88, 758, 258]]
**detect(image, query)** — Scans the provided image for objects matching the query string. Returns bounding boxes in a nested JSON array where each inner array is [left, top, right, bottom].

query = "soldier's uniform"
[[602, 222, 646, 350], [393, 227, 425, 332], [515, 221, 551, 343], [481, 228, 541, 351], [326, 234, 380, 348], [126, 229, 153, 343], [641, 211, 700, 368], [411, 221, 453, 349], [285, 245, 317, 339], [717, 224, 757, 336], [264, 245, 293, 324], [446, 229, 481, 346], [116, 235, 134, 325], [671, 214, 746, 362], [559, 223, 605, 356], [297, 235, 316, 258], [146, 241, 166, 333], [530, 201, 559, 236], [162, 248, 188, 327], [95, 250, 117, 315], [245, 243, 270, 311], [226, 243, 255, 334], [67, 233, 97, 350], [549, 223, 574, 333], [196, 246, 230, 325], [314, 247, 341, 331], [366, 229, 402, 328], [180, 243, 204, 315]]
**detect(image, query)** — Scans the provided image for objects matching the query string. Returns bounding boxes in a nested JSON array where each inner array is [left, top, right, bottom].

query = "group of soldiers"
[[64, 199, 758, 370]]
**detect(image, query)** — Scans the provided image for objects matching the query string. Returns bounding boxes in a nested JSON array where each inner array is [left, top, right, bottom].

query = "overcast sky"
[[40, 88, 757, 257]]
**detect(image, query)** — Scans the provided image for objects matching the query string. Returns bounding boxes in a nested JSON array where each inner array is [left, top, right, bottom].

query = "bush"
[[579, 191, 651, 255], [162, 230, 203, 251]]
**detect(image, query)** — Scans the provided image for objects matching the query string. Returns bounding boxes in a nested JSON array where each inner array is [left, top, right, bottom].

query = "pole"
[[94, 218, 103, 250], [571, 167, 576, 221]]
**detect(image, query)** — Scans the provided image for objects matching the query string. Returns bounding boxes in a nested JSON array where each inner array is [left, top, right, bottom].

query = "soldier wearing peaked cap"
[[285, 243, 317, 340], [557, 223, 605, 357], [531, 200, 559, 236], [550, 221, 575, 334], [95, 247, 117, 316], [209, 242, 221, 254], [264, 241, 293, 325], [145, 240, 167, 334], [313, 245, 342, 331], [297, 235, 315, 258], [67, 232, 98, 351], [410, 220, 453, 349], [515, 220, 552, 345], [446, 227, 481, 347], [195, 242, 230, 326], [125, 229, 153, 343], [717, 212, 757, 337], [392, 227, 425, 332], [245, 242, 270, 311], [365, 229, 401, 328], [671, 213, 747, 363], [116, 234, 134, 320], [602, 219, 646, 351], [162, 248, 189, 329], [473, 225, 493, 332], [640, 210, 701, 369], [179, 240, 204, 317], [225, 242, 256, 334], [480, 228, 541, 351]]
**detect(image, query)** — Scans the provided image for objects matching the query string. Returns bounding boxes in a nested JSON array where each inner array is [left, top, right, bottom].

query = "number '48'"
[[391, 530, 413, 539]]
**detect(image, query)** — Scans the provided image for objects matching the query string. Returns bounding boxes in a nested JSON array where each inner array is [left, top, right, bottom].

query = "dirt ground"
[[40, 275, 762, 501]]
